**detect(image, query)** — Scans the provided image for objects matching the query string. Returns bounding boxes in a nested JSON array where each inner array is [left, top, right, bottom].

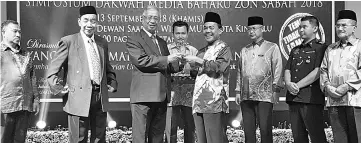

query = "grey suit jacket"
[[126, 29, 180, 103], [47, 33, 117, 117]]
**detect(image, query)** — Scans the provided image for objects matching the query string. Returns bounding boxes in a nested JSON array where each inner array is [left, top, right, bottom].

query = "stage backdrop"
[[20, 1, 333, 111]]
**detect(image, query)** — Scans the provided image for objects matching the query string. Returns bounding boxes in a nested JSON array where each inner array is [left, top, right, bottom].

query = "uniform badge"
[[294, 48, 300, 55], [306, 56, 311, 63]]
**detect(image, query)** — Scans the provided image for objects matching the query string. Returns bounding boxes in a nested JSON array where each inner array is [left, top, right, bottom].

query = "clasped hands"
[[286, 82, 299, 95], [167, 53, 203, 64], [324, 83, 350, 99], [286, 81, 350, 98]]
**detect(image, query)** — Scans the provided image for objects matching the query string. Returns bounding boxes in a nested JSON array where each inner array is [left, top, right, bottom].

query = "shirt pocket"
[[304, 50, 316, 66]]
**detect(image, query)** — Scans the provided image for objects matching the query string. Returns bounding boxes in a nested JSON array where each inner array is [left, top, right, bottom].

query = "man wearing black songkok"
[[235, 16, 283, 143], [320, 9, 361, 143], [184, 11, 231, 143], [47, 6, 118, 143]]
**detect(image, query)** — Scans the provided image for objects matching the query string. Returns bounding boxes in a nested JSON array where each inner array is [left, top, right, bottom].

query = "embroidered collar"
[[252, 38, 264, 46], [1, 42, 21, 53]]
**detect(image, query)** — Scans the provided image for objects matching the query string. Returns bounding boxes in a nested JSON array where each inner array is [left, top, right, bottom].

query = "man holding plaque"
[[184, 12, 231, 143], [126, 5, 182, 143], [164, 21, 198, 143]]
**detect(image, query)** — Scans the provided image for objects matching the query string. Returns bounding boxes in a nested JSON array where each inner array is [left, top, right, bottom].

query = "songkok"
[[337, 10, 357, 21], [204, 12, 222, 26], [248, 16, 263, 26], [79, 6, 97, 17]]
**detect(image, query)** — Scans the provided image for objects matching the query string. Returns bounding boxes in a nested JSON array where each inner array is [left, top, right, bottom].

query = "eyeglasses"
[[144, 16, 159, 22], [247, 26, 262, 32], [335, 24, 355, 28]]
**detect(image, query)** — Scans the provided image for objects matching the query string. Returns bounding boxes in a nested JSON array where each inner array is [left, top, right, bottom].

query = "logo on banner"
[[279, 13, 325, 60]]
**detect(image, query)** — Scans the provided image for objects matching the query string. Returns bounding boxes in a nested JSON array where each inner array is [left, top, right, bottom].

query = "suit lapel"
[[76, 33, 89, 68], [94, 36, 104, 81], [141, 29, 161, 56], [156, 36, 167, 56]]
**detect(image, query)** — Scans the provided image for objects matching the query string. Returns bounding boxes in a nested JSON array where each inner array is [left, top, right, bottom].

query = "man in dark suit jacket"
[[126, 5, 182, 143], [47, 6, 117, 143]]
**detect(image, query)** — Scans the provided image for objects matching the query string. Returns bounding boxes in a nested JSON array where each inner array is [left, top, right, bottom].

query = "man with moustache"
[[126, 5, 182, 143], [165, 21, 197, 143], [184, 12, 231, 143], [0, 20, 40, 143], [320, 10, 361, 143], [284, 15, 328, 143], [47, 6, 118, 143], [235, 16, 283, 143]]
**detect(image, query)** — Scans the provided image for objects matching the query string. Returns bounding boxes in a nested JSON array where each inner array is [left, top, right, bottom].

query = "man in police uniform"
[[284, 16, 328, 143]]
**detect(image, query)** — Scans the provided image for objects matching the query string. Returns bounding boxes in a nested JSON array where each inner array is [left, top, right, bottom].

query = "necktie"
[[88, 39, 101, 85], [151, 34, 162, 55]]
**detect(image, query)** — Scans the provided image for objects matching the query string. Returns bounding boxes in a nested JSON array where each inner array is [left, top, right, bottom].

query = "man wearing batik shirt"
[[284, 16, 328, 143], [0, 20, 40, 143], [320, 10, 361, 143], [165, 21, 198, 143], [235, 16, 283, 143], [185, 12, 231, 143]]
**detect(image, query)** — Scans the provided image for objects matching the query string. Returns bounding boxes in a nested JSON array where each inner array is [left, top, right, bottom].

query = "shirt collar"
[[80, 31, 95, 43], [252, 38, 264, 46], [1, 42, 20, 53], [143, 28, 156, 38], [301, 38, 316, 48], [338, 37, 358, 47]]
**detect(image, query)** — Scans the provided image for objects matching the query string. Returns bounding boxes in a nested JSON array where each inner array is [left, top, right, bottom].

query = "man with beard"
[[320, 10, 361, 143], [235, 16, 283, 143], [47, 6, 118, 143]]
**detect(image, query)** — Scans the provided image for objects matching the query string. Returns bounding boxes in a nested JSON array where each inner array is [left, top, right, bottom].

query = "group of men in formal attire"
[[1, 4, 361, 143]]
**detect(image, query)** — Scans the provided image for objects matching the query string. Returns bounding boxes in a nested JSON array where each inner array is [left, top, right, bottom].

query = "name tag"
[[305, 51, 315, 54]]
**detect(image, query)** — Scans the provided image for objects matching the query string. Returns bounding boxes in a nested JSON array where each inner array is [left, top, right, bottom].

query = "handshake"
[[167, 53, 203, 64]]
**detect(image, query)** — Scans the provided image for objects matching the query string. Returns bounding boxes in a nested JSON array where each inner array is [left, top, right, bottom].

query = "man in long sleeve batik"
[[184, 12, 231, 143], [284, 16, 328, 143], [0, 20, 40, 143], [165, 21, 197, 143], [235, 16, 283, 143], [320, 10, 361, 143]]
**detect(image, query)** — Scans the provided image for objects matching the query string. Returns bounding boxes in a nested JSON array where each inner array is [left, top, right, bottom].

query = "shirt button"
[[77, 71, 79, 73], [295, 77, 297, 79], [295, 69, 298, 72]]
